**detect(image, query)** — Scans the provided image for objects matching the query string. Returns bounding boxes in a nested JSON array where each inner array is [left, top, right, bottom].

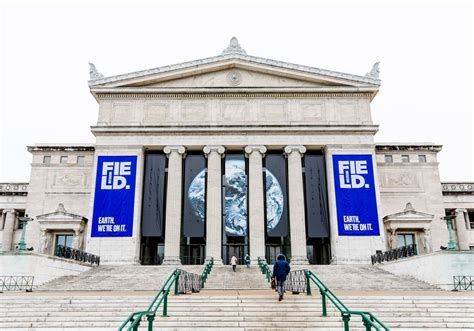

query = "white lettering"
[[338, 159, 370, 189], [100, 161, 132, 190]]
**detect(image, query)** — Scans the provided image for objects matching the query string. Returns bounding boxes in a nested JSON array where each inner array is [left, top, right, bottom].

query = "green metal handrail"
[[257, 257, 272, 283], [201, 257, 214, 287], [305, 270, 390, 331], [118, 258, 214, 331]]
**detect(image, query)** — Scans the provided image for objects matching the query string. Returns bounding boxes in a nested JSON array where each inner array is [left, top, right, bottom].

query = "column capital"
[[163, 145, 186, 158], [244, 145, 267, 157], [2, 209, 17, 215], [455, 208, 467, 214], [284, 145, 306, 157], [203, 145, 225, 158]]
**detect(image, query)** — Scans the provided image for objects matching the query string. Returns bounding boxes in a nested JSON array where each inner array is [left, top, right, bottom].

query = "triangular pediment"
[[383, 203, 434, 222], [36, 203, 87, 222], [89, 46, 380, 93]]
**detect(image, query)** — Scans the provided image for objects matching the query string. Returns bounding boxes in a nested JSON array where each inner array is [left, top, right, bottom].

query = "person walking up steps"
[[230, 255, 238, 272], [272, 254, 290, 301], [244, 254, 251, 268]]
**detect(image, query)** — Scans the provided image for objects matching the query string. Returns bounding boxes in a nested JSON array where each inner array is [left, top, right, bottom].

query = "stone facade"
[[1, 38, 473, 264]]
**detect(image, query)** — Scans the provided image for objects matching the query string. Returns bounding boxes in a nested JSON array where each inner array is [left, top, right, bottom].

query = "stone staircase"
[[303, 265, 438, 291], [1, 291, 473, 330], [38, 265, 203, 291], [1, 263, 473, 330], [203, 265, 269, 289]]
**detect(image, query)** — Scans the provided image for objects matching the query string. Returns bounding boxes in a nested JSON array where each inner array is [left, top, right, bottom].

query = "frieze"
[[96, 92, 373, 99], [380, 172, 423, 193], [0, 183, 28, 196], [442, 182, 474, 195]]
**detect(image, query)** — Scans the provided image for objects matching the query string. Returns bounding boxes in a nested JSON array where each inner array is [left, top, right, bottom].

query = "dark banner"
[[332, 154, 380, 236], [183, 154, 206, 237], [141, 153, 166, 238], [91, 156, 137, 237], [304, 154, 330, 238], [265, 154, 289, 237], [224, 154, 247, 237]]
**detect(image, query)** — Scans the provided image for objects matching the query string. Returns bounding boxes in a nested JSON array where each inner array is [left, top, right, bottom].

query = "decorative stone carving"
[[388, 230, 397, 249], [244, 145, 267, 157], [39, 229, 52, 254], [365, 62, 380, 79], [88, 63, 104, 80], [56, 203, 66, 213], [226, 70, 242, 86], [221, 37, 247, 55], [203, 145, 225, 158], [284, 145, 307, 157], [164, 145, 186, 158], [381, 173, 419, 188]]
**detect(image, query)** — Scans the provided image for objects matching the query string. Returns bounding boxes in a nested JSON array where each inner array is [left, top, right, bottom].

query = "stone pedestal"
[[2, 209, 16, 252], [245, 145, 267, 262], [455, 209, 470, 250], [162, 146, 186, 265], [284, 145, 309, 265], [204, 145, 225, 264]]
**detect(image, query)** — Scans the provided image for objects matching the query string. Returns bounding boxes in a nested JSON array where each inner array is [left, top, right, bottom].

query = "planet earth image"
[[188, 169, 206, 222], [187, 160, 284, 234], [265, 171, 284, 232], [224, 159, 248, 236]]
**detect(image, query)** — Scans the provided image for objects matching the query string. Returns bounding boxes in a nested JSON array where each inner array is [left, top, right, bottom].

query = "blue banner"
[[91, 156, 137, 237], [332, 154, 380, 236]]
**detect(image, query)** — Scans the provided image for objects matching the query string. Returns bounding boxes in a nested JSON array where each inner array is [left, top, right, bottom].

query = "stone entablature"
[[0, 183, 28, 196], [442, 182, 474, 195]]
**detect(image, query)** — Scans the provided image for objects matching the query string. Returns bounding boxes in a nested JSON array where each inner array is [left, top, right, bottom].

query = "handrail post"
[[162, 290, 169, 317], [305, 271, 312, 296], [342, 313, 351, 331], [362, 315, 372, 331], [320, 289, 327, 317], [174, 270, 180, 296], [147, 313, 155, 331]]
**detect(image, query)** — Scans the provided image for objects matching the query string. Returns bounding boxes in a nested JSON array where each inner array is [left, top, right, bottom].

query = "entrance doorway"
[[265, 237, 291, 264], [181, 237, 206, 265], [140, 237, 164, 265], [306, 238, 331, 264]]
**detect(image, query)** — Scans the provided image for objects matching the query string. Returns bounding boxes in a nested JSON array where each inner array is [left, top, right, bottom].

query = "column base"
[[205, 256, 223, 265], [162, 256, 182, 265], [290, 255, 309, 265]]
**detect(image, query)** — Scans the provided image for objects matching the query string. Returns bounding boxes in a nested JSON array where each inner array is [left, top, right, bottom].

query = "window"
[[77, 156, 85, 165], [470, 246, 474, 251], [60, 156, 68, 164], [54, 234, 74, 255], [397, 233, 415, 247], [43, 156, 51, 164], [401, 155, 410, 163], [468, 211, 474, 230], [418, 155, 427, 163], [384, 155, 393, 163]]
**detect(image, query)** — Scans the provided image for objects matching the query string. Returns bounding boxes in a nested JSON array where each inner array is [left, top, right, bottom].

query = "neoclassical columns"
[[455, 208, 469, 250], [162, 145, 186, 265], [2, 209, 17, 252], [204, 145, 225, 264], [284, 145, 309, 265], [245, 145, 267, 261]]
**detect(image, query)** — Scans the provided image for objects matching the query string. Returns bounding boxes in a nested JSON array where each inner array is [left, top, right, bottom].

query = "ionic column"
[[2, 209, 17, 252], [204, 145, 225, 264], [162, 145, 186, 265], [245, 145, 267, 262], [455, 208, 469, 250], [284, 145, 309, 265]]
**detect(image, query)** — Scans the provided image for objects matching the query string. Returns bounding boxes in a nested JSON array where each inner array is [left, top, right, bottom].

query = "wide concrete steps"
[[303, 265, 437, 291], [204, 265, 270, 289], [38, 265, 202, 291], [1, 292, 473, 330]]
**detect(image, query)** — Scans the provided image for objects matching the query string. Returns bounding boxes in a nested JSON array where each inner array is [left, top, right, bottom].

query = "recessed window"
[[384, 155, 393, 163], [60, 156, 68, 164], [401, 155, 410, 163], [77, 156, 85, 165], [43, 156, 51, 164], [418, 155, 427, 163]]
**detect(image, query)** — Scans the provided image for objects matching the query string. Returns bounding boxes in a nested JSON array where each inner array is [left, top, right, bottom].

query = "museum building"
[[1, 38, 473, 265]]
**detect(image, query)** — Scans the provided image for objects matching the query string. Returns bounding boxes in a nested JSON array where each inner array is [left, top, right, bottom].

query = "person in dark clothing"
[[272, 254, 290, 301]]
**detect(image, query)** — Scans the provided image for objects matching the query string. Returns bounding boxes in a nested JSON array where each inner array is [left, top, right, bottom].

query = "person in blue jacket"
[[272, 254, 291, 301]]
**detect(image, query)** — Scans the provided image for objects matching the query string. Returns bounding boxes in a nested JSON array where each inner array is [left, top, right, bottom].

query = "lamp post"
[[16, 215, 33, 252], [441, 215, 458, 250]]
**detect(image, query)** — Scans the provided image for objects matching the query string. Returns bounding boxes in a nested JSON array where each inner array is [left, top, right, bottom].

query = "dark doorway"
[[265, 236, 290, 264], [306, 238, 331, 265], [225, 244, 245, 265], [140, 237, 164, 265], [181, 237, 206, 265]]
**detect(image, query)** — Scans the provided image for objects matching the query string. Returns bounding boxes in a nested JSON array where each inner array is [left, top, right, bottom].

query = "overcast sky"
[[0, 0, 473, 182]]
